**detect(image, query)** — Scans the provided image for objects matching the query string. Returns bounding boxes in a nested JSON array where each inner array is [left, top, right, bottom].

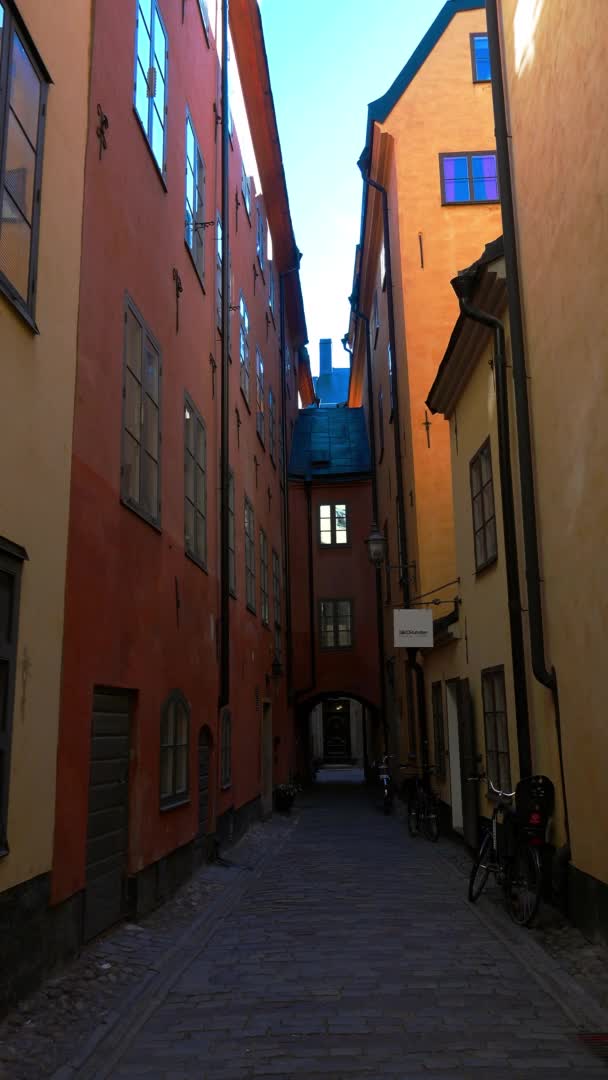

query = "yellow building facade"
[[0, 0, 91, 1001], [348, 0, 501, 774]]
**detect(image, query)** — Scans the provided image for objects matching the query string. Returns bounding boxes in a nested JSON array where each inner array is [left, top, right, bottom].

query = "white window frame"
[[239, 292, 250, 401], [134, 0, 168, 176], [185, 112, 206, 283]]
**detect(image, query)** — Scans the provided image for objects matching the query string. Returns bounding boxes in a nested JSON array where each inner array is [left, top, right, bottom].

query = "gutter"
[[279, 269, 297, 698], [451, 273, 532, 780], [218, 0, 230, 709], [485, 0, 570, 853]]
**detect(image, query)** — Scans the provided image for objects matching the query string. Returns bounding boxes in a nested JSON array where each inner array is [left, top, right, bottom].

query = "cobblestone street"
[[2, 785, 608, 1079]]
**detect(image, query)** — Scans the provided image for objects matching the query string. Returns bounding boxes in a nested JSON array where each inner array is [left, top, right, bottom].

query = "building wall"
[[52, 0, 299, 909], [499, 0, 608, 895], [0, 0, 91, 895]]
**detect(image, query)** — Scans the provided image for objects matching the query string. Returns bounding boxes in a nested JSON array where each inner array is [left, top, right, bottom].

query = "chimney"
[[319, 339, 332, 377]]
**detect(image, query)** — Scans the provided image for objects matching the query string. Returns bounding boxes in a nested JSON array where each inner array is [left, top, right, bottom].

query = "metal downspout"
[[279, 272, 293, 698], [455, 290, 532, 780], [218, 0, 230, 709], [305, 479, 317, 692], [485, 0, 570, 850]]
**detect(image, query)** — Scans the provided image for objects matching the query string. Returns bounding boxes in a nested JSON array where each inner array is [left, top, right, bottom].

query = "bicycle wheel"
[[507, 844, 541, 926], [407, 801, 419, 837], [469, 832, 493, 902], [421, 797, 440, 842]]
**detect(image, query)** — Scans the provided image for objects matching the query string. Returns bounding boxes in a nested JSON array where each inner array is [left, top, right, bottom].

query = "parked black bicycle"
[[401, 765, 440, 842], [467, 773, 554, 926]]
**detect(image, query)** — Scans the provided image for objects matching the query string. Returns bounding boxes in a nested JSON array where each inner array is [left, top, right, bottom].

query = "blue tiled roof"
[[313, 367, 351, 406], [288, 407, 371, 479]]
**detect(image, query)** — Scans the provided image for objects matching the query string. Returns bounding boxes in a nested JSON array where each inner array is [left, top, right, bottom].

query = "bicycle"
[[401, 765, 440, 842], [467, 773, 554, 926]]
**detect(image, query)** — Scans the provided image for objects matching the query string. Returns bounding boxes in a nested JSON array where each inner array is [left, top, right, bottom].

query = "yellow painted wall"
[[499, 0, 608, 885], [0, 1, 91, 891]]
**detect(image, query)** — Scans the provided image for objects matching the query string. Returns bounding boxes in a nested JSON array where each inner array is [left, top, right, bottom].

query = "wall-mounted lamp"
[[364, 522, 417, 582]]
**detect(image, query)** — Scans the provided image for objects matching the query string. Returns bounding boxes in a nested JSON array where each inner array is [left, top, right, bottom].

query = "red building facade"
[[51, 0, 311, 939]]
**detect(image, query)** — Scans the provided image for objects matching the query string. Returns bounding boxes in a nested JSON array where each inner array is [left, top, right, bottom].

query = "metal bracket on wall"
[[172, 268, 183, 333], [96, 105, 109, 160]]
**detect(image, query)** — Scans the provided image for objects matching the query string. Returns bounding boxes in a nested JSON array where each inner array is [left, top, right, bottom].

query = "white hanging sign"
[[393, 608, 434, 648]]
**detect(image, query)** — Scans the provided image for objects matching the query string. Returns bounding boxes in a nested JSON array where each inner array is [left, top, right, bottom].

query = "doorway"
[[322, 699, 351, 764], [261, 702, 273, 817], [198, 726, 212, 840], [446, 680, 463, 832]]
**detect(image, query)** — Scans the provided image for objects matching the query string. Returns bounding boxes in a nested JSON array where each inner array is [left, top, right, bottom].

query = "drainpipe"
[[451, 275, 532, 780], [344, 322, 388, 757], [408, 652, 430, 781], [279, 271, 293, 698], [218, 0, 230, 709], [305, 478, 317, 692], [485, 0, 570, 854]]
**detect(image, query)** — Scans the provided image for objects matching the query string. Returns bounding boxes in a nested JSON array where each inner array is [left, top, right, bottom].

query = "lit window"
[[134, 0, 168, 175], [471, 33, 491, 81], [256, 348, 265, 443], [320, 600, 352, 649], [239, 293, 249, 400], [122, 297, 161, 527], [160, 691, 190, 808], [185, 114, 205, 282], [319, 504, 349, 546], [440, 153, 499, 204], [184, 396, 207, 567], [0, 2, 49, 319]]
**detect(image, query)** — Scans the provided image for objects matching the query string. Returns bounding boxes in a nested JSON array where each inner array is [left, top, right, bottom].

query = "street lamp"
[[364, 523, 387, 568]]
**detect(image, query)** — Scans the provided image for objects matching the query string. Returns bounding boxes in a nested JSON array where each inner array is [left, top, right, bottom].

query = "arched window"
[[160, 691, 190, 808]]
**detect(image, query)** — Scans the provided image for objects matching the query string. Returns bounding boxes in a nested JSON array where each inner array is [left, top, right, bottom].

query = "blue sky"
[[259, 0, 445, 375]]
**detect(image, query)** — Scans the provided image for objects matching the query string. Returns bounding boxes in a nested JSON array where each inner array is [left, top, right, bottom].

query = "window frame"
[[431, 681, 446, 781], [0, 1, 50, 327], [121, 295, 162, 530], [470, 33, 491, 83], [319, 598, 353, 650], [184, 110, 206, 287], [268, 387, 276, 464], [439, 151, 499, 206], [481, 666, 511, 797], [244, 496, 256, 613], [268, 263, 275, 318], [470, 437, 497, 573], [272, 548, 282, 659], [260, 528, 269, 627], [0, 540, 25, 855], [183, 392, 207, 571], [220, 708, 232, 789], [256, 346, 265, 444], [239, 291, 250, 404], [318, 503, 349, 548], [133, 0, 168, 181], [256, 204, 265, 273], [197, 0, 210, 46], [160, 690, 190, 810], [241, 161, 251, 221]]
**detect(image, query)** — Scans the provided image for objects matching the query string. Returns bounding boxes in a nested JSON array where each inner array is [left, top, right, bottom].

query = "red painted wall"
[[52, 0, 300, 904], [289, 476, 381, 711]]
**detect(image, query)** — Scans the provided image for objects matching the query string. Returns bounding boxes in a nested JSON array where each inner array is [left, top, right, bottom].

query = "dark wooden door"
[[198, 727, 211, 836], [84, 690, 130, 942], [457, 678, 479, 850], [323, 701, 351, 764]]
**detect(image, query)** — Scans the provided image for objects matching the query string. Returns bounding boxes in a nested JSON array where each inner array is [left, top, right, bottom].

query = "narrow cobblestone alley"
[[17, 785, 602, 1080]]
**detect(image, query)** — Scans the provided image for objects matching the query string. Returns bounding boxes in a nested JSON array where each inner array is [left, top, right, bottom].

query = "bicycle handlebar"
[[467, 773, 515, 800]]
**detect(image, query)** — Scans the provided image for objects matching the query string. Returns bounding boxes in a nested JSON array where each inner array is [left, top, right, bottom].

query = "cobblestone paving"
[[2, 788, 608, 1079]]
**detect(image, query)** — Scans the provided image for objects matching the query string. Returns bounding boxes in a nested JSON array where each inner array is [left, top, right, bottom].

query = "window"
[[319, 504, 348, 546], [0, 542, 24, 853], [241, 161, 251, 219], [388, 343, 394, 417], [372, 290, 380, 347], [134, 0, 167, 176], [439, 153, 499, 204], [220, 709, 231, 788], [470, 33, 491, 81], [216, 213, 222, 331], [244, 496, 255, 612], [379, 242, 386, 290], [260, 529, 269, 626], [256, 206, 265, 271], [228, 470, 236, 595], [482, 668, 511, 795], [197, 0, 210, 43], [184, 395, 206, 567], [272, 549, 281, 659], [320, 600, 352, 649], [185, 114, 205, 282], [160, 691, 190, 808], [256, 347, 264, 442], [431, 682, 446, 781], [0, 2, 49, 321], [470, 439, 497, 571], [239, 292, 249, 401], [122, 298, 161, 526], [268, 388, 276, 463], [268, 264, 275, 316], [378, 387, 384, 461]]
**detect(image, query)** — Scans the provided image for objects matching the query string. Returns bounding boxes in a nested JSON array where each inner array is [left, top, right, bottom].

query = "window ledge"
[[240, 387, 251, 414], [184, 241, 206, 294], [441, 198, 499, 208], [133, 109, 168, 192], [120, 495, 162, 534], [220, 782, 232, 791], [318, 542, 352, 551], [0, 275, 39, 334], [160, 795, 191, 813], [185, 549, 208, 574], [474, 554, 498, 577]]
